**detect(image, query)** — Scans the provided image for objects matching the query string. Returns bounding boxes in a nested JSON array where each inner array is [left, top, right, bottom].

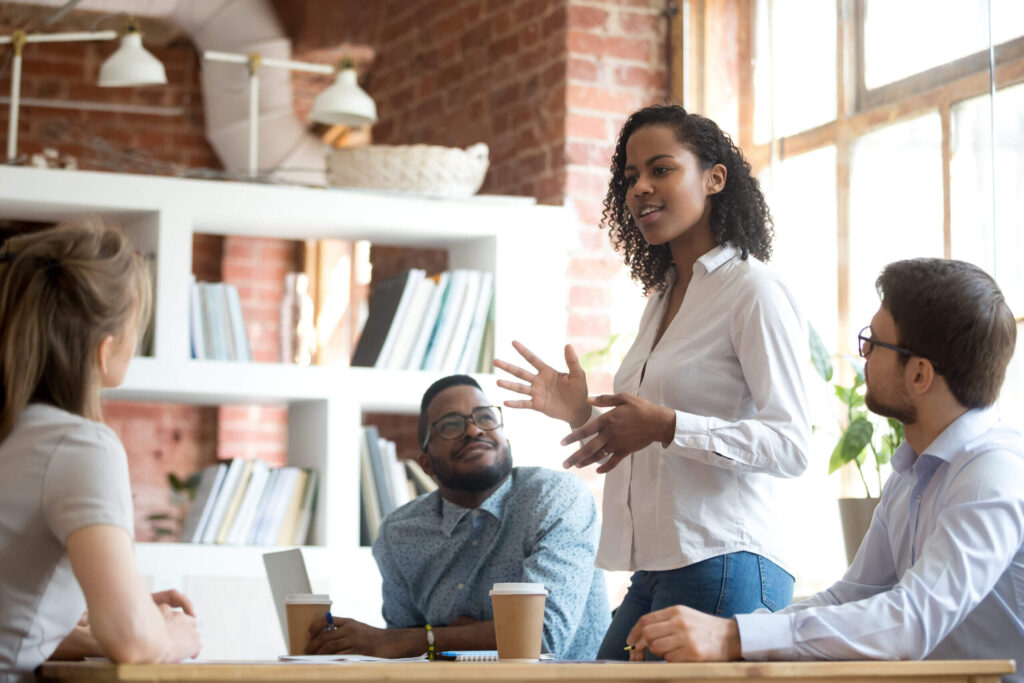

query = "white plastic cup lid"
[[489, 582, 548, 596], [284, 593, 332, 604]]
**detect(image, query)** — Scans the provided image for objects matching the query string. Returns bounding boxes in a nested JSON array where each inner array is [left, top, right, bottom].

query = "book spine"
[[374, 269, 424, 368], [200, 458, 244, 544], [407, 272, 451, 371], [291, 469, 319, 546], [225, 284, 252, 362], [189, 276, 206, 360], [423, 270, 468, 372]]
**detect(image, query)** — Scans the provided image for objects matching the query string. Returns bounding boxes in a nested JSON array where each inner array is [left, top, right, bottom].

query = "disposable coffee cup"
[[284, 593, 332, 655], [489, 582, 548, 662]]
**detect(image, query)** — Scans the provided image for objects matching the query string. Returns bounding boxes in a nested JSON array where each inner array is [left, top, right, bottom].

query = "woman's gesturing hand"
[[494, 341, 591, 428], [559, 393, 676, 473]]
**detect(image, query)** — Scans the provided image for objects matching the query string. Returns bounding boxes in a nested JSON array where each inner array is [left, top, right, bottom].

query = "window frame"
[[672, 0, 1024, 357]]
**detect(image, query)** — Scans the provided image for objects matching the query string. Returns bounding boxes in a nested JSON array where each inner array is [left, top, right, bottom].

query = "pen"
[[624, 645, 634, 651], [326, 611, 336, 631]]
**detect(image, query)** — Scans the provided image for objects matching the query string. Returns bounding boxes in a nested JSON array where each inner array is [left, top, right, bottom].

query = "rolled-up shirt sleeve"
[[373, 526, 423, 628]]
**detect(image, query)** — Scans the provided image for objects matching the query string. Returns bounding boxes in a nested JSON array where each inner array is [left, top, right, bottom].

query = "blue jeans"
[[596, 552, 794, 660]]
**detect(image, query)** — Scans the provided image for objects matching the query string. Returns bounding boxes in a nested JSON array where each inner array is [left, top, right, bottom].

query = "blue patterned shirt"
[[372, 466, 609, 660]]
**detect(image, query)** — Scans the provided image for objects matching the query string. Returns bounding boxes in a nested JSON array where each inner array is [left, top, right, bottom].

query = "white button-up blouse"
[[596, 243, 811, 572]]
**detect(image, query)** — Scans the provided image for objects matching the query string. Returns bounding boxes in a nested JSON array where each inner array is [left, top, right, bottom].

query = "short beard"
[[431, 439, 513, 492], [865, 391, 916, 425]]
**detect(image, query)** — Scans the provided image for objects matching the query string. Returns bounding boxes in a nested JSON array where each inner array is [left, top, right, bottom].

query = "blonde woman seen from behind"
[[0, 223, 200, 683]]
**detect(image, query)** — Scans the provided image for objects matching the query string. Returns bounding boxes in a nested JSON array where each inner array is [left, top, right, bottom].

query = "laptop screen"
[[263, 548, 313, 644]]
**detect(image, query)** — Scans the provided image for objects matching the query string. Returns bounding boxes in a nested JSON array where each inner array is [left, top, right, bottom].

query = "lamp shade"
[[98, 32, 167, 87], [310, 68, 377, 127]]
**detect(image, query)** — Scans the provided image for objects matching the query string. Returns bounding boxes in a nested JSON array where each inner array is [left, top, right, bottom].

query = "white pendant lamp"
[[203, 52, 378, 178], [310, 66, 377, 127], [2, 17, 168, 163], [98, 22, 167, 87]]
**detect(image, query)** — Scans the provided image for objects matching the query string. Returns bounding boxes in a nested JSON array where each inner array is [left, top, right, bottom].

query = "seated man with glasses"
[[305, 374, 609, 660], [623, 258, 1024, 672]]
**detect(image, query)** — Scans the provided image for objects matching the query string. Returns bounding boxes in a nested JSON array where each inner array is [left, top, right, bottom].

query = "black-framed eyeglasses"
[[422, 406, 503, 450], [857, 326, 940, 372]]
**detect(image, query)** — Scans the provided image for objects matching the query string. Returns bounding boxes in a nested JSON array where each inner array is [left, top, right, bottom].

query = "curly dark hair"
[[601, 105, 774, 295]]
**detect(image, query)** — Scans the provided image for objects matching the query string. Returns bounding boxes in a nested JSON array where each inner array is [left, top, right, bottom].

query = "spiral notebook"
[[438, 651, 555, 661]]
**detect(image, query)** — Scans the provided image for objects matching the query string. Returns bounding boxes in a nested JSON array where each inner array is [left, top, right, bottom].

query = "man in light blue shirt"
[[306, 375, 609, 660], [625, 259, 1023, 678]]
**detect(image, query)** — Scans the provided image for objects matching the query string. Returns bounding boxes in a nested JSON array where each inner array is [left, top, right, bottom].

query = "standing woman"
[[0, 223, 200, 683], [495, 105, 810, 659]]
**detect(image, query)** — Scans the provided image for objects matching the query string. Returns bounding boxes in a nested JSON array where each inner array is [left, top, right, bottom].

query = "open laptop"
[[263, 548, 313, 646]]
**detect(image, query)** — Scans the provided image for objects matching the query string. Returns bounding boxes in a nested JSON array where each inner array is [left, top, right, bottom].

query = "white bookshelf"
[[0, 166, 572, 659]]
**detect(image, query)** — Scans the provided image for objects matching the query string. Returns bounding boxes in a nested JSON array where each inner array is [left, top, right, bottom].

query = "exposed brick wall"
[[283, 0, 569, 205], [563, 0, 667, 393], [222, 236, 303, 364], [283, 0, 667, 391], [101, 402, 219, 542], [217, 236, 303, 469]]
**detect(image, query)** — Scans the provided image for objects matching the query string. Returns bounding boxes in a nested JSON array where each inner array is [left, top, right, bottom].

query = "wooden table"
[[38, 659, 1016, 683]]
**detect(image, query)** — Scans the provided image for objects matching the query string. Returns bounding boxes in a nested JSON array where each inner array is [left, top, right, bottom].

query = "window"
[[672, 0, 1024, 592], [848, 113, 944, 331], [862, 0, 1024, 90]]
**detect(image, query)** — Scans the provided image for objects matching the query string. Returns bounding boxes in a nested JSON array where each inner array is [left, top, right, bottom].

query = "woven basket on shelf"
[[326, 142, 489, 198]]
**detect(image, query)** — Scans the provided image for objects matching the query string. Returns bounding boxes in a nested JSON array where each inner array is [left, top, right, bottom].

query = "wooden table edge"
[[38, 659, 1017, 682]]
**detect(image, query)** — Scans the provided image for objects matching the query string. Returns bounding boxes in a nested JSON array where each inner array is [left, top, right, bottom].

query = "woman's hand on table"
[[151, 589, 195, 617], [560, 393, 676, 473], [494, 342, 591, 428]]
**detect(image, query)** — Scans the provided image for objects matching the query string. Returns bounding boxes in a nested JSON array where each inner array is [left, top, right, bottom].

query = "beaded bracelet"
[[425, 623, 435, 661]]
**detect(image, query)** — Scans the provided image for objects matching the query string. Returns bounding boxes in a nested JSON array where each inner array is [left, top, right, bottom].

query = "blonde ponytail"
[[0, 222, 151, 441]]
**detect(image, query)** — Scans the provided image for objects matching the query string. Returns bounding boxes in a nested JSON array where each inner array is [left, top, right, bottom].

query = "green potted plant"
[[810, 326, 904, 564], [146, 471, 201, 541]]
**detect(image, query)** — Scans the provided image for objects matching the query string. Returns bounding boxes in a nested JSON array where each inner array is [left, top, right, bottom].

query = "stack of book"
[[179, 459, 318, 546], [189, 275, 252, 361], [351, 269, 495, 373], [360, 425, 438, 546]]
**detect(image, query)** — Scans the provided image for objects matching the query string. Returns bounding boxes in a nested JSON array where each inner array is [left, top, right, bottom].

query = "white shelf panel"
[[135, 542, 371, 577], [105, 360, 507, 412], [0, 166, 570, 245], [349, 367, 502, 414], [104, 358, 341, 404]]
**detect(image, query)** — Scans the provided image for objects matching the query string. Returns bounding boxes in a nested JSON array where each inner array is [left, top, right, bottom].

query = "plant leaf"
[[147, 513, 172, 521], [168, 473, 185, 490], [888, 417, 905, 442], [153, 527, 175, 537], [846, 356, 865, 383], [841, 417, 874, 464], [808, 324, 833, 382], [848, 389, 865, 409], [828, 439, 846, 474]]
